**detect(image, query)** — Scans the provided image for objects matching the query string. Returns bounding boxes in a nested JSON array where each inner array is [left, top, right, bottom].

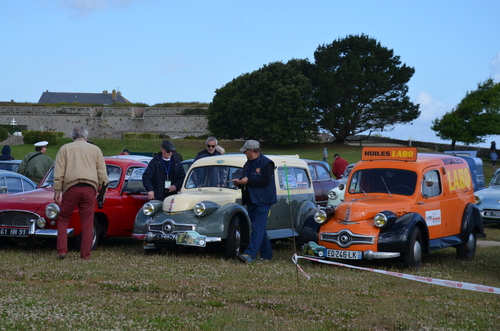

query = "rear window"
[[277, 166, 311, 189]]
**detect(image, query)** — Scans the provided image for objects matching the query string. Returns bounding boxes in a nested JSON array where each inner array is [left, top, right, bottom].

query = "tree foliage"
[[312, 34, 420, 143], [208, 59, 318, 145], [431, 79, 500, 149]]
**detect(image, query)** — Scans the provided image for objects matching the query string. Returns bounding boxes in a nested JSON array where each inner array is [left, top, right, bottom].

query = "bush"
[[0, 127, 8, 141], [21, 131, 58, 145]]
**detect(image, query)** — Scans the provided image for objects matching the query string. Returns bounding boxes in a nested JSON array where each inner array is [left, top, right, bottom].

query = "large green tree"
[[312, 34, 420, 143], [208, 59, 318, 145], [431, 79, 500, 149]]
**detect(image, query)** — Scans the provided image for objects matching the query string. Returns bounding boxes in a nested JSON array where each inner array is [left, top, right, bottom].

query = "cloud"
[[382, 91, 450, 143], [491, 52, 500, 82]]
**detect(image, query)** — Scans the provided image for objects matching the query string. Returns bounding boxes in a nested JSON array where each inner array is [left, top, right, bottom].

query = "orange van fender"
[[378, 213, 430, 255]]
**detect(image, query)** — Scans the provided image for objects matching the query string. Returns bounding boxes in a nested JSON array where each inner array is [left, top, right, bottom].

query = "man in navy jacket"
[[143, 140, 185, 201], [234, 140, 277, 264]]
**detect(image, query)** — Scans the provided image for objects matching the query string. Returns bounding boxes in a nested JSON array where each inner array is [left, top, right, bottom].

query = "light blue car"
[[475, 168, 500, 224]]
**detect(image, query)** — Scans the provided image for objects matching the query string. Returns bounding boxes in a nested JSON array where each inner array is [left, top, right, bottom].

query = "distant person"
[[119, 148, 130, 155], [194, 137, 221, 161], [143, 140, 185, 201], [0, 145, 14, 160], [53, 126, 108, 260], [332, 153, 348, 179], [18, 141, 54, 185], [491, 141, 498, 167]]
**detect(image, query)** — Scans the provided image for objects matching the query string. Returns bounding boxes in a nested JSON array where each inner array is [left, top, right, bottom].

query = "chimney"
[[112, 89, 117, 101]]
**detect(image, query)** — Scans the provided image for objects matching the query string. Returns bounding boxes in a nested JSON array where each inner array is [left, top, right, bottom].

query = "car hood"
[[163, 188, 242, 212], [475, 186, 500, 196], [335, 195, 412, 221], [0, 187, 55, 214]]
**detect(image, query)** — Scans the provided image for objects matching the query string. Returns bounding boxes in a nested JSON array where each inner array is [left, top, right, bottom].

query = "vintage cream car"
[[132, 154, 316, 258]]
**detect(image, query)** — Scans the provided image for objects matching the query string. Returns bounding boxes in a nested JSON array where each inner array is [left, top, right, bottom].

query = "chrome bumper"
[[363, 250, 400, 260]]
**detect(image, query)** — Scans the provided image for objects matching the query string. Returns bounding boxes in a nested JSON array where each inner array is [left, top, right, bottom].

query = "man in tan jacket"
[[53, 126, 108, 260]]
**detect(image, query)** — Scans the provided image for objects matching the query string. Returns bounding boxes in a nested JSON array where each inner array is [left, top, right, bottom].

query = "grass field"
[[2, 138, 500, 330]]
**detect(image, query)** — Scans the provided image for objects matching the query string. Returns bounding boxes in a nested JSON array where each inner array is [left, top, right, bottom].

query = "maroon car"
[[305, 160, 340, 206], [0, 158, 148, 250]]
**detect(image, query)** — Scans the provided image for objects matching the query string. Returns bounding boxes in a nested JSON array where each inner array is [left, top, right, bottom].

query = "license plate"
[[484, 210, 500, 218], [0, 228, 29, 237], [327, 249, 362, 260]]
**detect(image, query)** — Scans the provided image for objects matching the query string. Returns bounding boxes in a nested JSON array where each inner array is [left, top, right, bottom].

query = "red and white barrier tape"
[[292, 254, 500, 295]]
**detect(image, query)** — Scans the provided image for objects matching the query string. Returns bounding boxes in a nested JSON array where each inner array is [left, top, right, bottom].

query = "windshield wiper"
[[380, 176, 392, 197]]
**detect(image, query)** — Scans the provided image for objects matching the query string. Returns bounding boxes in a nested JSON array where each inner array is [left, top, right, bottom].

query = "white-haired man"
[[53, 126, 108, 260]]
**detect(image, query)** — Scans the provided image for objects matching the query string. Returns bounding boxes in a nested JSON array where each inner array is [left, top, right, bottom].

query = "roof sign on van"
[[361, 147, 418, 162]]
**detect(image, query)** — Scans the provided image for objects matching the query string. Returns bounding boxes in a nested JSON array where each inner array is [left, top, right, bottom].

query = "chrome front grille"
[[149, 220, 195, 234], [321, 229, 375, 248], [0, 211, 39, 227]]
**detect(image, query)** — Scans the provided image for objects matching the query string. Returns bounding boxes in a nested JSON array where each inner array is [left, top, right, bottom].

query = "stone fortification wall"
[[0, 106, 209, 140]]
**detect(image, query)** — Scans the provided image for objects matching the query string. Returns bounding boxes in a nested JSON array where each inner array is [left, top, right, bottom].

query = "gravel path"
[[478, 240, 500, 247]]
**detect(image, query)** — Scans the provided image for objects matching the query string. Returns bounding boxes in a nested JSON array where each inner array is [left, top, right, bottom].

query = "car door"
[[120, 167, 150, 233]]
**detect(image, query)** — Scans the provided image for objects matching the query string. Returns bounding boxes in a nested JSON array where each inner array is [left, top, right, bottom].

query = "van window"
[[422, 170, 441, 198]]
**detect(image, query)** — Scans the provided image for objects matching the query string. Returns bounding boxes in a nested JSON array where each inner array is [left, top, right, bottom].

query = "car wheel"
[[403, 227, 422, 268], [456, 230, 476, 259], [73, 217, 99, 252], [225, 216, 241, 259]]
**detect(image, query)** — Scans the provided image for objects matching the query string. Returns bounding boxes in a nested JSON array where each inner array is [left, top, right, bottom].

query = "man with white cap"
[[18, 140, 54, 185], [233, 139, 277, 264]]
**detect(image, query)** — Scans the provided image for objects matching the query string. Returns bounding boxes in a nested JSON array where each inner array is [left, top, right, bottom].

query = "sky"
[[1, 0, 500, 148]]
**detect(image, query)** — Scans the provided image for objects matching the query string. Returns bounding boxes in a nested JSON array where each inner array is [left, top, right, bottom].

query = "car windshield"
[[185, 165, 242, 189], [490, 172, 500, 186], [40, 166, 55, 188], [349, 168, 417, 196]]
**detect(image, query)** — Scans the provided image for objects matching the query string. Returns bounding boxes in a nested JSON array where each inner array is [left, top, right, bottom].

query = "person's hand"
[[54, 191, 62, 205], [234, 177, 248, 186], [168, 185, 177, 193], [147, 191, 155, 200]]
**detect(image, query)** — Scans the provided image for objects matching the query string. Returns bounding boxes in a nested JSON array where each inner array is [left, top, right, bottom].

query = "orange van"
[[300, 147, 485, 268]]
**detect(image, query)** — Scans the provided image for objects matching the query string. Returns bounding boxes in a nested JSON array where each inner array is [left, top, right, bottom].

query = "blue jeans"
[[244, 204, 273, 260]]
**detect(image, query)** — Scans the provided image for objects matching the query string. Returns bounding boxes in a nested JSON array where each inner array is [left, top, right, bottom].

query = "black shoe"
[[54, 254, 66, 259]]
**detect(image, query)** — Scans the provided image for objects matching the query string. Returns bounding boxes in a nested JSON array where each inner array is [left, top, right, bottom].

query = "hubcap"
[[413, 240, 422, 263], [466, 233, 475, 251]]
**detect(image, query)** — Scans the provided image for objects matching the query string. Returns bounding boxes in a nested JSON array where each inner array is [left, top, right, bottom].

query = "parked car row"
[[0, 148, 491, 270]]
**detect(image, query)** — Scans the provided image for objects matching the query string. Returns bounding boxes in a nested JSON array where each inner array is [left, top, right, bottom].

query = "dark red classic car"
[[0, 158, 148, 250], [305, 160, 340, 206]]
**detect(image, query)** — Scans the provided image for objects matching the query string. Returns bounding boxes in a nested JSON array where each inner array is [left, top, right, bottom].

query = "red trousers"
[[56, 186, 95, 259]]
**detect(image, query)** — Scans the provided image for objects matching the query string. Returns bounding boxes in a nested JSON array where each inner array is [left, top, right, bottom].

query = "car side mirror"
[[338, 183, 345, 191], [424, 179, 434, 187]]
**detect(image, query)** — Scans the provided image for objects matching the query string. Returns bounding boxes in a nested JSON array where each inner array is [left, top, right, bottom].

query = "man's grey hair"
[[71, 126, 89, 140], [206, 136, 218, 145]]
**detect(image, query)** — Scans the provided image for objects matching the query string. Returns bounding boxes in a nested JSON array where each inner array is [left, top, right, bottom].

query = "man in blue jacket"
[[234, 140, 277, 264], [143, 140, 185, 201]]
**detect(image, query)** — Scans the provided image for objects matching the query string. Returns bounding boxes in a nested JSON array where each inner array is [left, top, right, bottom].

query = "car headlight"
[[314, 210, 327, 224], [374, 213, 387, 228], [142, 202, 162, 216], [328, 190, 338, 200], [194, 202, 206, 216], [474, 195, 482, 204], [45, 203, 60, 220], [36, 217, 46, 228]]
